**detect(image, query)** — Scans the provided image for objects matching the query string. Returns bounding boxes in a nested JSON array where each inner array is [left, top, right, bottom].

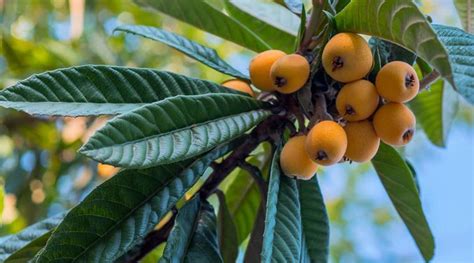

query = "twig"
[[239, 161, 268, 204], [298, 0, 325, 53], [419, 70, 440, 92], [308, 94, 332, 129], [200, 115, 286, 198]]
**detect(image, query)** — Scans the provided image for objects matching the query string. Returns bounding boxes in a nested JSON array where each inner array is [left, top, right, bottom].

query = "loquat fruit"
[[280, 135, 318, 180], [344, 120, 380, 163], [336, 79, 380, 121], [249, 50, 286, 92], [373, 102, 416, 146], [305, 121, 348, 166], [270, 54, 310, 94], [222, 79, 255, 97], [322, 33, 373, 83], [375, 61, 419, 103]]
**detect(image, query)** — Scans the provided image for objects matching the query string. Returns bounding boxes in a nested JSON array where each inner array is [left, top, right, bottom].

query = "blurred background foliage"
[[0, 0, 472, 262]]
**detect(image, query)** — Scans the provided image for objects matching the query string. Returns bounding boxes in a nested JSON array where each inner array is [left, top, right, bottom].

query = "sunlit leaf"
[[454, 0, 474, 33], [335, 0, 454, 88], [410, 80, 459, 147], [134, 0, 271, 52], [216, 191, 238, 263], [371, 143, 435, 262], [115, 25, 249, 80], [224, 0, 299, 53]]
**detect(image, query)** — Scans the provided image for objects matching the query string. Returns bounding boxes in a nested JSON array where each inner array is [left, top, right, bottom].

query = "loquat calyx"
[[249, 50, 286, 92], [270, 54, 310, 94], [336, 79, 380, 121], [375, 61, 419, 103], [322, 33, 373, 83], [305, 120, 348, 166], [222, 79, 255, 97], [280, 135, 318, 180], [373, 102, 416, 146], [344, 120, 380, 163]]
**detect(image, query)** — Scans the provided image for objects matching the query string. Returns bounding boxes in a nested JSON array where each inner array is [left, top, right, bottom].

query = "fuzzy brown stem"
[[419, 70, 440, 92]]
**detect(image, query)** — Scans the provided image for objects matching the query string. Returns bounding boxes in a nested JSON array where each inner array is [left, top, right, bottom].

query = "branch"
[[419, 70, 440, 92], [201, 115, 286, 198], [239, 161, 268, 204], [308, 94, 332, 129]]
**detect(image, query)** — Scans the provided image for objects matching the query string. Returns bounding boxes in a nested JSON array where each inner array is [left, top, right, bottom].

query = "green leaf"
[[5, 233, 51, 263], [0, 65, 239, 117], [216, 191, 239, 263], [454, 0, 473, 33], [114, 25, 249, 80], [134, 0, 270, 52], [36, 141, 238, 263], [410, 79, 459, 147], [371, 143, 435, 262], [162, 197, 223, 263], [223, 145, 271, 243], [224, 169, 260, 244], [0, 213, 65, 262], [184, 200, 223, 263], [80, 94, 271, 169], [299, 176, 329, 263], [223, 0, 299, 53], [261, 146, 303, 262], [433, 24, 474, 105], [334, 0, 351, 13], [159, 197, 201, 262], [335, 0, 454, 88]]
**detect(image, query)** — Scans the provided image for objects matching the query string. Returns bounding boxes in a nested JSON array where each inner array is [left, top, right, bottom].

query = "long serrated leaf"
[[0, 213, 65, 262], [261, 146, 302, 263], [159, 197, 201, 263], [371, 143, 435, 262], [80, 94, 271, 168], [216, 191, 239, 263], [223, 0, 299, 53], [410, 79, 459, 147], [454, 0, 473, 33], [5, 233, 51, 263], [0, 65, 239, 117], [299, 176, 329, 263], [184, 200, 223, 263], [334, 0, 454, 88], [433, 24, 474, 104], [36, 140, 238, 263], [134, 0, 270, 52], [114, 25, 249, 80]]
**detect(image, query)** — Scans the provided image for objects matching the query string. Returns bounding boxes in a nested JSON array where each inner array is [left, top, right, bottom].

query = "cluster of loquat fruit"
[[221, 32, 420, 180]]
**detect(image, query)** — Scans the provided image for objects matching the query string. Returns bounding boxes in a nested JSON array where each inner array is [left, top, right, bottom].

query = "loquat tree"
[[0, 0, 472, 262]]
